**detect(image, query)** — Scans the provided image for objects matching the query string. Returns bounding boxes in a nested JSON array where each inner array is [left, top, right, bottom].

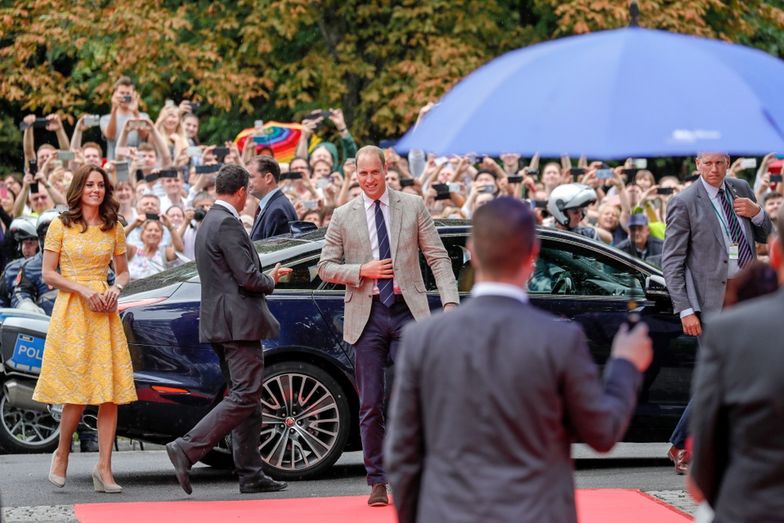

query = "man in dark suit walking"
[[386, 197, 652, 523], [689, 204, 784, 521], [248, 155, 298, 240], [165, 164, 292, 495]]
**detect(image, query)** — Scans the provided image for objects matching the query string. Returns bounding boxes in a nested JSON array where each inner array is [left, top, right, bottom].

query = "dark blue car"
[[0, 222, 695, 480]]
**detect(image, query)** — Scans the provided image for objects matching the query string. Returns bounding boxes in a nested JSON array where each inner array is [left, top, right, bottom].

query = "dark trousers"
[[177, 340, 266, 483], [353, 298, 414, 485], [670, 323, 702, 449], [670, 399, 692, 449]]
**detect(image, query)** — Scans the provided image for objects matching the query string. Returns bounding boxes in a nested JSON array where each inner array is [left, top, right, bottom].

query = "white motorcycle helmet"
[[547, 183, 597, 227]]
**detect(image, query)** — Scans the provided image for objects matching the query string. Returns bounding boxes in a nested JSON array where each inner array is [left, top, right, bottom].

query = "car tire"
[[0, 380, 60, 454], [198, 361, 351, 481]]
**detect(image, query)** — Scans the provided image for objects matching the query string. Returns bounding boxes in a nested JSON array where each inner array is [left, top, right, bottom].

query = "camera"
[[507, 175, 524, 184], [656, 187, 675, 195], [770, 174, 783, 183], [193, 208, 207, 222], [399, 178, 415, 188], [121, 95, 132, 104], [145, 213, 159, 221], [569, 168, 586, 176], [158, 169, 178, 179], [213, 147, 230, 160], [596, 168, 614, 180], [57, 150, 75, 161]]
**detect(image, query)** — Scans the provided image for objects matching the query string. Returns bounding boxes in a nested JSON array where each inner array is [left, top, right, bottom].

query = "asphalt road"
[[0, 443, 694, 520]]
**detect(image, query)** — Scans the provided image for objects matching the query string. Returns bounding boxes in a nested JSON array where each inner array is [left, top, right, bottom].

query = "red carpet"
[[75, 489, 689, 522]]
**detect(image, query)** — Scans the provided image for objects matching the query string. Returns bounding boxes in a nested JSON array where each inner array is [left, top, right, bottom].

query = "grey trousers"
[[176, 340, 265, 482]]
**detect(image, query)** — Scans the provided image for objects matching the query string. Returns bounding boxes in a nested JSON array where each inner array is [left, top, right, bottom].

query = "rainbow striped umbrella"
[[234, 121, 321, 164]]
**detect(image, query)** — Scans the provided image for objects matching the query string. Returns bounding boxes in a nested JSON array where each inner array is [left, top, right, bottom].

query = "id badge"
[[729, 243, 739, 260]]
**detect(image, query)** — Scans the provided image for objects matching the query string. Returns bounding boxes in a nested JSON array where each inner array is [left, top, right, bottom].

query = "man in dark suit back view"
[[689, 204, 784, 522], [385, 197, 653, 523], [165, 164, 292, 495], [248, 155, 298, 241]]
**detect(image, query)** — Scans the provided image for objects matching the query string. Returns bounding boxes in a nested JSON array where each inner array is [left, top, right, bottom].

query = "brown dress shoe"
[[368, 483, 389, 507], [667, 445, 690, 475]]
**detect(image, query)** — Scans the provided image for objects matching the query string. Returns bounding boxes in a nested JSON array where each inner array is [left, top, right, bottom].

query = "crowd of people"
[[8, 72, 782, 519]]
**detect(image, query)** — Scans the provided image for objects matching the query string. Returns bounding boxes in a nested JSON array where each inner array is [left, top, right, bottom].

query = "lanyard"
[[709, 197, 732, 240]]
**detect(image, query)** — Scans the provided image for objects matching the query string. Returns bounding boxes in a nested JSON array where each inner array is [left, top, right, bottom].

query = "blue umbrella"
[[396, 27, 784, 158]]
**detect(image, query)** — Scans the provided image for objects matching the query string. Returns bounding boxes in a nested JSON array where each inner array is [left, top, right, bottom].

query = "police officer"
[[12, 210, 59, 314], [0, 218, 38, 307], [547, 183, 600, 240]]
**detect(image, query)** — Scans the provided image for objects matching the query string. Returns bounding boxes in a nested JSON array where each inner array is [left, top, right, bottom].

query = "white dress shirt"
[[362, 189, 400, 294], [215, 199, 241, 221], [471, 282, 529, 305]]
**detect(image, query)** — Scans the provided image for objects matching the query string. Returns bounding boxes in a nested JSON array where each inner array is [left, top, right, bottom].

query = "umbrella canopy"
[[235, 121, 321, 164], [397, 27, 784, 158]]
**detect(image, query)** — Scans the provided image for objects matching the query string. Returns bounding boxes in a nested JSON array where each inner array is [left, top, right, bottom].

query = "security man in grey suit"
[[661, 152, 771, 473], [318, 145, 459, 506], [165, 164, 292, 495], [689, 204, 784, 522], [386, 197, 652, 523]]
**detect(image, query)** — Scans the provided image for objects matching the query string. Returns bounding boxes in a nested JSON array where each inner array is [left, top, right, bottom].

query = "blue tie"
[[374, 200, 394, 307], [718, 187, 754, 269]]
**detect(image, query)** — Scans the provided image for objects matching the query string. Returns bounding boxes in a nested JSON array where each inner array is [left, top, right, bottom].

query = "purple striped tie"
[[374, 200, 394, 307], [717, 187, 754, 269]]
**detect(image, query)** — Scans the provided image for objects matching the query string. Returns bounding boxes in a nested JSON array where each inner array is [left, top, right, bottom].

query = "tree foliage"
[[0, 0, 781, 167]]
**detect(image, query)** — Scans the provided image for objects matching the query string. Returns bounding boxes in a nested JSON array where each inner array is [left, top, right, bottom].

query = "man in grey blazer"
[[318, 145, 459, 506], [165, 164, 292, 495], [689, 205, 784, 521], [661, 152, 771, 473], [385, 197, 652, 523]]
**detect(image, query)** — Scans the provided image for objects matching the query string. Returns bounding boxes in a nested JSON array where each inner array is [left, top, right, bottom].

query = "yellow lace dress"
[[32, 218, 137, 405]]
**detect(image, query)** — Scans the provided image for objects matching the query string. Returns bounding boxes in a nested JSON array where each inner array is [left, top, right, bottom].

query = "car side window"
[[420, 235, 472, 292], [528, 242, 644, 297], [274, 255, 322, 290]]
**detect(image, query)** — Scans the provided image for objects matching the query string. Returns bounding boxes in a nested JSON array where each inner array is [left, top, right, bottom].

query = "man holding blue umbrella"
[[661, 151, 772, 474]]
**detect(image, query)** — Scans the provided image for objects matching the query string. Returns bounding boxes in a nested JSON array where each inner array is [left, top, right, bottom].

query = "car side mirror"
[[645, 275, 672, 310]]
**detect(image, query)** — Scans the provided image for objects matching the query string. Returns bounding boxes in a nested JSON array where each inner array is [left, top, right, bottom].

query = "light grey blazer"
[[661, 177, 771, 315], [691, 289, 784, 522], [317, 189, 459, 344], [385, 295, 642, 523]]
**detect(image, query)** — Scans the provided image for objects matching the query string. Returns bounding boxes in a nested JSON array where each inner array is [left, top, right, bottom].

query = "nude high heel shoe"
[[48, 451, 65, 488], [92, 468, 122, 493]]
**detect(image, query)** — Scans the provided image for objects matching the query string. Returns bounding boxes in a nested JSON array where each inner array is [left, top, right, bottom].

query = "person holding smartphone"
[[100, 76, 149, 160]]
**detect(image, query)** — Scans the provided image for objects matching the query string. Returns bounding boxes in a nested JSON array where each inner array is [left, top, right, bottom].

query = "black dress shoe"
[[239, 474, 288, 494], [165, 441, 193, 495]]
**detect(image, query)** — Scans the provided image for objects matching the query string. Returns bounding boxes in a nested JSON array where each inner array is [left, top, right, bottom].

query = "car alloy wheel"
[[259, 362, 350, 480], [0, 386, 59, 453]]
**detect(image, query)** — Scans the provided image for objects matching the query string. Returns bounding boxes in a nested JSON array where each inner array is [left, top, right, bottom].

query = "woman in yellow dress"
[[32, 164, 136, 493]]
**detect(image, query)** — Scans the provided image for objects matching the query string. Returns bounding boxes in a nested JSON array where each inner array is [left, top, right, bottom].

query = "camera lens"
[[194, 208, 206, 221]]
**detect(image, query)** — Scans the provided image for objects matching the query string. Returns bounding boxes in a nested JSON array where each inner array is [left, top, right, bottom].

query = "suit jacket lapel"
[[388, 190, 403, 258], [695, 180, 726, 247], [351, 197, 373, 260]]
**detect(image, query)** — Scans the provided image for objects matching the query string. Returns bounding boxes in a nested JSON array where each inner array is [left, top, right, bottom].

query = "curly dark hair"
[[59, 164, 119, 232]]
